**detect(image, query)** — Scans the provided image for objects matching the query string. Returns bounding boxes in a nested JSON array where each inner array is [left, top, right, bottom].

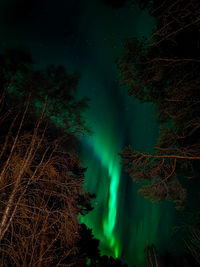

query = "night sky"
[[0, 0, 181, 265]]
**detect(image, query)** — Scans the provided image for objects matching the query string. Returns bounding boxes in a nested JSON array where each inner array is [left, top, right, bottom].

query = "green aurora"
[[76, 1, 178, 266], [0, 0, 179, 265], [80, 97, 175, 266], [75, 1, 177, 266]]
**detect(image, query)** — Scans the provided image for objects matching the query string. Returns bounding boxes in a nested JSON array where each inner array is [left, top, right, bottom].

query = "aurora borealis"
[[75, 2, 176, 265], [0, 0, 181, 265]]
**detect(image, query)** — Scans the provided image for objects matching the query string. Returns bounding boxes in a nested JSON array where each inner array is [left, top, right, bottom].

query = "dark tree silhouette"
[[144, 244, 200, 267], [132, 0, 200, 46], [0, 49, 93, 266], [118, 0, 200, 209]]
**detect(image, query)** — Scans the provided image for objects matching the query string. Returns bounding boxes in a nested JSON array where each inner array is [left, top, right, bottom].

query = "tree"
[[131, 0, 200, 47], [144, 243, 200, 267], [0, 49, 92, 266], [118, 0, 200, 209], [119, 146, 200, 209]]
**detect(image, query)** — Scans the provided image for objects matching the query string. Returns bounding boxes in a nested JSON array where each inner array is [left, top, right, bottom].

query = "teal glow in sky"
[[0, 0, 178, 265], [77, 1, 176, 265], [85, 134, 122, 258]]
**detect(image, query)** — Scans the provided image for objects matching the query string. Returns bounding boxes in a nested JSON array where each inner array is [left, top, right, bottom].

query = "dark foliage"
[[145, 244, 200, 267], [0, 48, 95, 266], [118, 0, 200, 210], [118, 0, 200, 264], [0, 48, 127, 266]]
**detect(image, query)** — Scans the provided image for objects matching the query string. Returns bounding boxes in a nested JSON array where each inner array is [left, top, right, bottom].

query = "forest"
[[0, 0, 199, 266]]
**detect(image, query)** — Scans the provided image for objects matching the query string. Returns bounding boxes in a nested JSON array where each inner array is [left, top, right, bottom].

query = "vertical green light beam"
[[81, 118, 122, 258], [103, 157, 121, 257]]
